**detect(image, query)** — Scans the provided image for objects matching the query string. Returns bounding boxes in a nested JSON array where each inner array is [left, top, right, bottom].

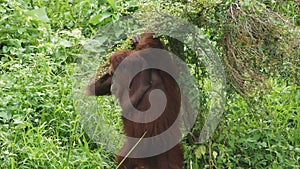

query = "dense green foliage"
[[0, 0, 299, 168]]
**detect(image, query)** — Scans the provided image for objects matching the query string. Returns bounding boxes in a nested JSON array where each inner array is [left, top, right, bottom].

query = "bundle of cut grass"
[[221, 2, 299, 96]]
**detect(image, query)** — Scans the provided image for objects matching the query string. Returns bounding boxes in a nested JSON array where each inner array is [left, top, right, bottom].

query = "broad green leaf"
[[0, 111, 11, 120], [195, 145, 206, 159], [106, 0, 116, 11], [89, 12, 112, 25], [89, 14, 101, 25], [25, 7, 50, 22], [213, 151, 218, 159]]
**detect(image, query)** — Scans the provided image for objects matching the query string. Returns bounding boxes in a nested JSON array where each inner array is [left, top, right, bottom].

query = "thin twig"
[[116, 131, 148, 169]]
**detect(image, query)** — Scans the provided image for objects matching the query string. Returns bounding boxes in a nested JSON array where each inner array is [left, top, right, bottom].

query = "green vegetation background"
[[0, 0, 299, 168]]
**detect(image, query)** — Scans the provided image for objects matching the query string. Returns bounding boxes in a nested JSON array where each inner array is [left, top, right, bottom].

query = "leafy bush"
[[185, 80, 300, 168], [0, 0, 120, 168]]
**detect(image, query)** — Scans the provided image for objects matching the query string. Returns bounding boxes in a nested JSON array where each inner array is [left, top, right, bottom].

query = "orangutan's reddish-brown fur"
[[86, 33, 183, 169]]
